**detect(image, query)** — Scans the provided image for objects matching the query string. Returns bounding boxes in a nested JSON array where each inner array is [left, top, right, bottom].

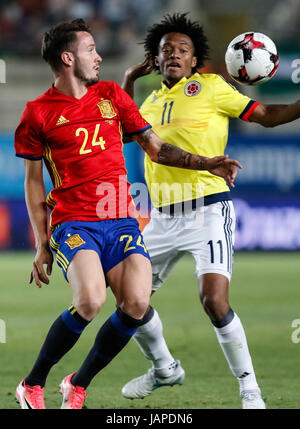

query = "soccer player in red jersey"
[[14, 19, 242, 409]]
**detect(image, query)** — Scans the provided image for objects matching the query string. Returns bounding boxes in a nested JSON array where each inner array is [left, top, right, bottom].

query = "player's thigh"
[[107, 253, 152, 318], [142, 211, 184, 291], [67, 249, 107, 310], [198, 273, 230, 303], [192, 201, 236, 281]]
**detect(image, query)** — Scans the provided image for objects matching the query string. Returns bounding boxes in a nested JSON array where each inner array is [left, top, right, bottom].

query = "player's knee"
[[201, 292, 228, 317], [74, 297, 105, 321], [120, 296, 150, 320]]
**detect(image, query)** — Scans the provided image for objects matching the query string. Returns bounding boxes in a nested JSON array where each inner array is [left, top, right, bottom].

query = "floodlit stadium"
[[0, 0, 300, 411]]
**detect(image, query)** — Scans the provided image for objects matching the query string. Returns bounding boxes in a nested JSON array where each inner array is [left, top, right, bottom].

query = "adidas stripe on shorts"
[[142, 201, 235, 291]]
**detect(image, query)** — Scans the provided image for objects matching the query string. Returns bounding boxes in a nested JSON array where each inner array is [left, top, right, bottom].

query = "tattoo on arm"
[[157, 143, 205, 170], [136, 129, 206, 170], [136, 128, 154, 151]]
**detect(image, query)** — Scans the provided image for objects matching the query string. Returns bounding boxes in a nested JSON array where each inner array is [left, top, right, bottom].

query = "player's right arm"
[[121, 61, 152, 143], [24, 159, 53, 288], [121, 57, 153, 98]]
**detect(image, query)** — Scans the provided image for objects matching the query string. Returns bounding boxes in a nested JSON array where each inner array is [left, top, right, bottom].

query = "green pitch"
[[0, 251, 299, 409]]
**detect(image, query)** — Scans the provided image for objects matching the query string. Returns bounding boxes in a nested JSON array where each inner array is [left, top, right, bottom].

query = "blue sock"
[[26, 306, 89, 387], [72, 307, 154, 389]]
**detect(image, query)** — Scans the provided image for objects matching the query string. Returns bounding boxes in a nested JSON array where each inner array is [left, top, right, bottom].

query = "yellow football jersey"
[[140, 73, 257, 208]]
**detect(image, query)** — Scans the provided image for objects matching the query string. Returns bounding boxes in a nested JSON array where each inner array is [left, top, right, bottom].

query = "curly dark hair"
[[144, 13, 210, 73], [41, 18, 91, 71]]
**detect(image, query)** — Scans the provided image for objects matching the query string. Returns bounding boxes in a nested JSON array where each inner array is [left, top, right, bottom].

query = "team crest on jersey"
[[97, 100, 117, 119], [184, 81, 201, 97], [65, 234, 86, 249]]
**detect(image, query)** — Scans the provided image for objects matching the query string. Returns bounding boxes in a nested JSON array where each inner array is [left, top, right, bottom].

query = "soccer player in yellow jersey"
[[121, 13, 300, 408]]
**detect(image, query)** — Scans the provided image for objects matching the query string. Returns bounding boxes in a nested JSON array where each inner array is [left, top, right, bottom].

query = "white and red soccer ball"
[[225, 32, 279, 85]]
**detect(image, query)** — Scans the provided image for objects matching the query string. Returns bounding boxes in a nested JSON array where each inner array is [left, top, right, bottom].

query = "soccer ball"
[[225, 32, 279, 85]]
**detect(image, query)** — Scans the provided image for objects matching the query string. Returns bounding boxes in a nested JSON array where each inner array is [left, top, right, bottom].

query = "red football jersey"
[[14, 81, 151, 229]]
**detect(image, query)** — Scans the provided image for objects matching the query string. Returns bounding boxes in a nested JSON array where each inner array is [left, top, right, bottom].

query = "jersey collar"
[[49, 83, 95, 103], [160, 72, 200, 93]]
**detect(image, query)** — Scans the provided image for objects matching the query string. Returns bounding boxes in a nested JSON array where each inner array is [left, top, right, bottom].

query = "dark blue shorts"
[[49, 218, 151, 282]]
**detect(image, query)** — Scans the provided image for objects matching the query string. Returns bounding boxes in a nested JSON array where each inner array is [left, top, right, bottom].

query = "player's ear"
[[191, 56, 197, 69], [61, 51, 74, 67], [154, 56, 160, 68]]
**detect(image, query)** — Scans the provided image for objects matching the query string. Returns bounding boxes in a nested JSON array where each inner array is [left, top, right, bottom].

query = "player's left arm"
[[133, 128, 242, 188], [248, 101, 300, 127]]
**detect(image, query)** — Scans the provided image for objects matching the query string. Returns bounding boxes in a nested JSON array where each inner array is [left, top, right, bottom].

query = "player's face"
[[73, 32, 102, 85], [155, 33, 197, 86]]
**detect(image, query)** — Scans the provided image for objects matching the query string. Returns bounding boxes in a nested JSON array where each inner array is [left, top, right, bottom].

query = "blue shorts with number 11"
[[50, 217, 151, 281]]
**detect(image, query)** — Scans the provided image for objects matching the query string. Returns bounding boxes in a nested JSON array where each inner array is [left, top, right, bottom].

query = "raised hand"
[[122, 57, 154, 98], [124, 56, 154, 81]]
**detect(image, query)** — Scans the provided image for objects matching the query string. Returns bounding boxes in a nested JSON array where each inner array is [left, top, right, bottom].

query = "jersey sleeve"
[[214, 75, 260, 122], [111, 81, 151, 136], [14, 102, 44, 160]]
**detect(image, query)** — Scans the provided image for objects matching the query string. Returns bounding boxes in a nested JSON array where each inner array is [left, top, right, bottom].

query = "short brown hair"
[[41, 18, 91, 71]]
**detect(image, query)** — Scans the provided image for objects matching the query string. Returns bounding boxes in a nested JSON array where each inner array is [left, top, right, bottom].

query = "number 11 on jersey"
[[161, 101, 174, 125]]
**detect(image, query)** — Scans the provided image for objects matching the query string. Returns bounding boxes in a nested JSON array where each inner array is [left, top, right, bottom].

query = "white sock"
[[133, 309, 176, 377], [213, 313, 259, 392]]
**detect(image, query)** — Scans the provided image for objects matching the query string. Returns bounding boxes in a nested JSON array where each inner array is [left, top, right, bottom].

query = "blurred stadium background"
[[0, 0, 300, 250], [0, 0, 300, 409]]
